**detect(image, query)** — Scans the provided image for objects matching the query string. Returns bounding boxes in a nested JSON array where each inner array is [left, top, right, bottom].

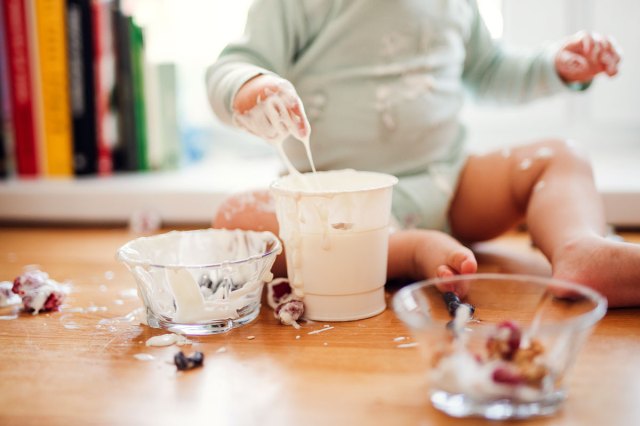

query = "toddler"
[[206, 0, 639, 307]]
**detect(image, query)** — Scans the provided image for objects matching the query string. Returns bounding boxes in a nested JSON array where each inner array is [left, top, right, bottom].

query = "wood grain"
[[0, 227, 639, 426]]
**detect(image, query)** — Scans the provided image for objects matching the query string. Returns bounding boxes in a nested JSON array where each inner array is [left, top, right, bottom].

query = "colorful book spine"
[[112, 7, 138, 171], [129, 19, 148, 171], [92, 0, 117, 175], [67, 0, 98, 175], [2, 0, 39, 177], [0, 1, 12, 178], [157, 63, 180, 170], [144, 62, 180, 171], [34, 0, 73, 177]]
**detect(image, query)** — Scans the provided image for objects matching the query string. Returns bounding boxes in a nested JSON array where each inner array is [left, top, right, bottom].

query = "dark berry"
[[443, 292, 475, 317], [198, 275, 214, 289], [174, 351, 205, 371], [270, 280, 292, 304]]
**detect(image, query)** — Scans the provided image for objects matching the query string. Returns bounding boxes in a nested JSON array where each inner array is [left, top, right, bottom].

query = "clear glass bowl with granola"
[[393, 273, 606, 420]]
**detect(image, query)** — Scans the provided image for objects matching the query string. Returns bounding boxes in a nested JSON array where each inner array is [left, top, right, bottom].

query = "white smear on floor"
[[134, 353, 156, 361], [145, 333, 192, 347], [397, 342, 419, 349], [308, 326, 334, 335]]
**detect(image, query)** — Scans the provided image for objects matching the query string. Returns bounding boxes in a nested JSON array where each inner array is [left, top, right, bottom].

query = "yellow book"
[[34, 0, 73, 177]]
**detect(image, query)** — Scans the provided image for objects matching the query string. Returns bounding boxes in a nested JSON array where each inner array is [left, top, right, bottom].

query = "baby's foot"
[[410, 230, 477, 277], [435, 250, 478, 278], [552, 234, 640, 307], [407, 230, 477, 297]]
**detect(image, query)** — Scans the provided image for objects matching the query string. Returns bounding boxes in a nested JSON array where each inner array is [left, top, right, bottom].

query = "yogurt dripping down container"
[[271, 169, 398, 321], [117, 228, 282, 335]]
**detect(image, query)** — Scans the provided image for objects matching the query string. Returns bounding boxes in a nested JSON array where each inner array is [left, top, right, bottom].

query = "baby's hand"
[[555, 31, 622, 84], [232, 74, 310, 143]]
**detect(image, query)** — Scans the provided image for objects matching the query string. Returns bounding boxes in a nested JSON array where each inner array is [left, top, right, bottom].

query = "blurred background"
[[0, 0, 638, 226]]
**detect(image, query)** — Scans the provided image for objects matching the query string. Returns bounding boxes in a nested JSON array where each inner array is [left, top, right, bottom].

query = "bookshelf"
[[0, 144, 639, 227], [0, 151, 281, 225]]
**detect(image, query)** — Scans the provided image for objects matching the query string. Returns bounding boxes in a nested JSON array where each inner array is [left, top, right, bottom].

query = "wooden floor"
[[0, 226, 639, 426]]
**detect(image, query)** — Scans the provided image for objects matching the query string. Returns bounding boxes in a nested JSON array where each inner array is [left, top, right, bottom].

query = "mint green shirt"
[[207, 0, 571, 176]]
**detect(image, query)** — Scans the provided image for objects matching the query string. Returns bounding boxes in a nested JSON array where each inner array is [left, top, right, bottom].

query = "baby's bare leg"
[[213, 189, 287, 277], [449, 139, 640, 307]]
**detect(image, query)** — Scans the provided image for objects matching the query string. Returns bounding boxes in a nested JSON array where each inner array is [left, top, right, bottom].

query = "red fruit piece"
[[13, 269, 66, 314], [492, 366, 525, 386], [266, 278, 293, 309], [487, 321, 522, 361], [275, 299, 304, 327]]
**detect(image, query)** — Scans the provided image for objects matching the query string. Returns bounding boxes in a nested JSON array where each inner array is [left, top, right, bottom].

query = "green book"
[[129, 18, 148, 171]]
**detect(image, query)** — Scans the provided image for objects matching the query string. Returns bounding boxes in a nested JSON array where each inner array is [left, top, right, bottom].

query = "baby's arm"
[[206, 0, 302, 125], [462, 3, 620, 103]]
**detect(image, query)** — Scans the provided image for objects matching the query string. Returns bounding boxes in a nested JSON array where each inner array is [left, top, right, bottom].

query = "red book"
[[92, 0, 117, 176], [1, 0, 38, 177]]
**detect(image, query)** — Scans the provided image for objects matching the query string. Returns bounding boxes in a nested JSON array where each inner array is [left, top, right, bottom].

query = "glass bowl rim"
[[116, 228, 282, 270], [393, 272, 607, 332]]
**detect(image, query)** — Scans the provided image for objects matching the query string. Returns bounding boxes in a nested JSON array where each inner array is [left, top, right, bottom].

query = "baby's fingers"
[[599, 37, 622, 76], [288, 102, 310, 139]]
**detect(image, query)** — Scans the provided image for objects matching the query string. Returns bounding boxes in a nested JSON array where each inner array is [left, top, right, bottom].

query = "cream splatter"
[[519, 158, 532, 171], [307, 326, 334, 335], [145, 333, 192, 347], [133, 353, 155, 361], [535, 147, 554, 159]]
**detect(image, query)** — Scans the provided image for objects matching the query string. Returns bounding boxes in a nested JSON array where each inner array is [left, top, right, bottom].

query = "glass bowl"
[[392, 273, 606, 420], [117, 228, 282, 335]]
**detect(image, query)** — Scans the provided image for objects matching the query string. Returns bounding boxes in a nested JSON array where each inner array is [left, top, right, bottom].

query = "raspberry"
[[12, 269, 66, 314], [275, 299, 304, 327], [492, 366, 525, 385], [266, 278, 293, 309], [487, 321, 522, 361]]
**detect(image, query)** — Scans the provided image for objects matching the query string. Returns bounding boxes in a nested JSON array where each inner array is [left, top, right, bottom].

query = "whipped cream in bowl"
[[117, 229, 282, 335]]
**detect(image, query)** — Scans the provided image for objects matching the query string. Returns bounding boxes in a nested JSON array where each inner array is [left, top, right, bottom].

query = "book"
[[143, 48, 160, 171], [25, 0, 45, 176], [0, 1, 13, 178], [129, 19, 148, 171], [34, 0, 73, 177], [144, 62, 180, 171], [91, 0, 117, 175], [67, 0, 98, 175], [0, 78, 5, 178], [2, 0, 39, 177], [111, 6, 138, 172]]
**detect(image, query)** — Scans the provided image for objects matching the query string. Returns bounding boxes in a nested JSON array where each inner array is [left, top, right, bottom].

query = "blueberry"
[[174, 351, 205, 371], [443, 292, 475, 317], [198, 275, 214, 289]]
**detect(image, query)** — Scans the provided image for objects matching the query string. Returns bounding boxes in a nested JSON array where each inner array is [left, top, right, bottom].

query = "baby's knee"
[[538, 138, 592, 171], [212, 190, 277, 232], [212, 195, 238, 228]]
